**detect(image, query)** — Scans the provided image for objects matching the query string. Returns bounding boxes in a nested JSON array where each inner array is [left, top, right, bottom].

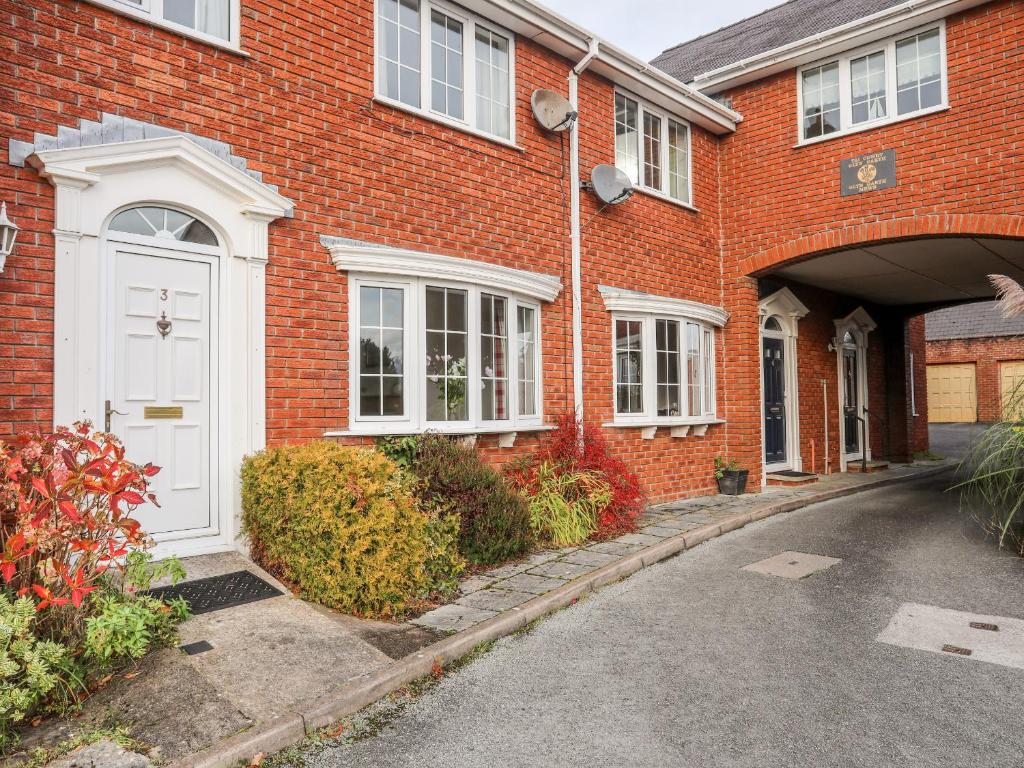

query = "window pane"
[[667, 120, 689, 203], [480, 294, 508, 421], [359, 287, 405, 417], [643, 112, 662, 190], [425, 287, 468, 421], [686, 322, 701, 416], [896, 29, 942, 115], [802, 62, 840, 138], [379, 0, 421, 108], [615, 319, 643, 415], [475, 28, 511, 139], [703, 329, 714, 415], [656, 319, 681, 417], [430, 10, 464, 120], [109, 206, 218, 245], [517, 305, 537, 417], [614, 93, 640, 185], [850, 50, 886, 124]]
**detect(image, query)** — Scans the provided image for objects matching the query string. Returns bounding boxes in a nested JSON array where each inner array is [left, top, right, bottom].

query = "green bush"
[[241, 442, 433, 618], [83, 592, 189, 664], [0, 594, 73, 751], [525, 462, 610, 547], [422, 509, 465, 598], [412, 434, 531, 565]]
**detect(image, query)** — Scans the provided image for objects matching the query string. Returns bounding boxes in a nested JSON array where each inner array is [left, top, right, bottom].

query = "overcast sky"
[[539, 0, 780, 61]]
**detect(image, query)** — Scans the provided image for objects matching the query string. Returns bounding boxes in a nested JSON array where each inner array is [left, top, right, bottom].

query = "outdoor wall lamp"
[[0, 202, 19, 273], [827, 337, 838, 352]]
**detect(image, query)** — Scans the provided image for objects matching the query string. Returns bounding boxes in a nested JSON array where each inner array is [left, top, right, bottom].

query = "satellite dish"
[[590, 164, 634, 205], [531, 89, 577, 132]]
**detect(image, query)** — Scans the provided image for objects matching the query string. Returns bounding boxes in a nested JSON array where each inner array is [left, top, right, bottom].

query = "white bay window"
[[601, 286, 725, 436], [328, 238, 562, 436], [798, 23, 947, 144], [377, 0, 514, 141]]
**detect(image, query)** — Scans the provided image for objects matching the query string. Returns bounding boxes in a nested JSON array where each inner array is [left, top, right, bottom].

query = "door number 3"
[[160, 288, 169, 301]]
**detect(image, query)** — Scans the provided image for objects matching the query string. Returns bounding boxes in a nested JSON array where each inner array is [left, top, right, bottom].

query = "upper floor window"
[[377, 0, 514, 142], [614, 92, 692, 206], [100, 0, 234, 45], [797, 23, 946, 144]]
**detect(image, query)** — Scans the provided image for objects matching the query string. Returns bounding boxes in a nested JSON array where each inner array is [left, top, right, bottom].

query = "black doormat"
[[146, 570, 283, 615], [771, 470, 817, 478]]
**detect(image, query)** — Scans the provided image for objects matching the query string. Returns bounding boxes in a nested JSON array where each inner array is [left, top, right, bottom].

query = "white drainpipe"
[[568, 38, 599, 422]]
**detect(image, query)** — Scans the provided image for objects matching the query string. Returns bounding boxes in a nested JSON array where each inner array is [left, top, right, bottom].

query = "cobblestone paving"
[[411, 461, 949, 633]]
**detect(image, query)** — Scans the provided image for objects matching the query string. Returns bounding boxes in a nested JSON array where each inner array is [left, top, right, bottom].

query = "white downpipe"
[[568, 38, 599, 422]]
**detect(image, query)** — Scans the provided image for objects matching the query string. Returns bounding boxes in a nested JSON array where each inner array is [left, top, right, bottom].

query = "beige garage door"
[[1000, 361, 1024, 420], [927, 363, 977, 423]]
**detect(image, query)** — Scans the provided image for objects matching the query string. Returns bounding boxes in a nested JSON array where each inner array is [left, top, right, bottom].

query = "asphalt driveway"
[[297, 472, 1024, 768]]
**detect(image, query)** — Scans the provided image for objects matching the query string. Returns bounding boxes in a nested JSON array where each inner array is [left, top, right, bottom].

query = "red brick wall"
[[717, 0, 1024, 469], [1, 0, 725, 502], [925, 335, 1024, 422]]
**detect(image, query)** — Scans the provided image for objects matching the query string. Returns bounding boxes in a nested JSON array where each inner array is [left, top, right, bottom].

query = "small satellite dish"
[[590, 164, 634, 205], [531, 89, 577, 132]]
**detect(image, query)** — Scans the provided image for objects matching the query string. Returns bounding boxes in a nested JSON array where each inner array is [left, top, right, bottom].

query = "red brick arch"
[[741, 213, 1024, 276]]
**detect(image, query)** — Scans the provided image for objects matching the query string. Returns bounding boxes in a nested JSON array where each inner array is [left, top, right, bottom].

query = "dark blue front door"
[[763, 337, 786, 465]]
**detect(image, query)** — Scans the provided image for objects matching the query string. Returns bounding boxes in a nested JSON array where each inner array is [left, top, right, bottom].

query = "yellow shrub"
[[241, 442, 431, 619]]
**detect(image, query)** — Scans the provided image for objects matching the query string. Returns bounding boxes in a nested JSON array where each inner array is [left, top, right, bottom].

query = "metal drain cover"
[[877, 603, 1024, 670], [742, 551, 842, 580]]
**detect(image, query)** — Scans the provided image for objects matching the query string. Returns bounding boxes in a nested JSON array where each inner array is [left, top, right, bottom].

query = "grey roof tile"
[[925, 302, 1024, 341], [651, 0, 909, 84]]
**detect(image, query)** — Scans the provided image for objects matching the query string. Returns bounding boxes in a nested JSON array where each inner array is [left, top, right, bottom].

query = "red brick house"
[[1, 0, 1021, 557], [925, 302, 1024, 423]]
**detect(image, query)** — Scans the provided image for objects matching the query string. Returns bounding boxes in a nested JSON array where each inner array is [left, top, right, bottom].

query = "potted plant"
[[714, 457, 748, 495]]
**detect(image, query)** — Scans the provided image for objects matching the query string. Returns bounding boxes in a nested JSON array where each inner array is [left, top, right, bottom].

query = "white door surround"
[[834, 306, 877, 472], [758, 287, 809, 482], [28, 137, 292, 558]]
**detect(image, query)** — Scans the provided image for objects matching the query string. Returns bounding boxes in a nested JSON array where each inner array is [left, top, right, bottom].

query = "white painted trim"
[[325, 425, 555, 438], [794, 21, 948, 146], [28, 138, 291, 560], [598, 285, 729, 327], [689, 0, 987, 93], [325, 239, 563, 303]]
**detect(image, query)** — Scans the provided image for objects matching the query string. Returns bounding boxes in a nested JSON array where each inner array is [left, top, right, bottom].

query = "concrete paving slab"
[[411, 603, 498, 632], [496, 573, 568, 595], [561, 549, 620, 567], [47, 740, 152, 768], [614, 533, 665, 547], [639, 525, 683, 538], [877, 602, 1024, 671], [652, 518, 703, 531], [456, 589, 535, 612], [741, 550, 842, 580], [526, 560, 598, 580], [457, 575, 495, 594], [584, 541, 646, 556]]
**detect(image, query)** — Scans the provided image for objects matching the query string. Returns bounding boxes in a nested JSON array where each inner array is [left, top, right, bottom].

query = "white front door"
[[108, 246, 219, 541]]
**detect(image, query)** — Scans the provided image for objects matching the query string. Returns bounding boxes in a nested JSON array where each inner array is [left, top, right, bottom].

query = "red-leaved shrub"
[[0, 423, 159, 637], [509, 414, 644, 538]]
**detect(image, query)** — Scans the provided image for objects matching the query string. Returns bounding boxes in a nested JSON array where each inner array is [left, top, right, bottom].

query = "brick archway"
[[741, 214, 1024, 276]]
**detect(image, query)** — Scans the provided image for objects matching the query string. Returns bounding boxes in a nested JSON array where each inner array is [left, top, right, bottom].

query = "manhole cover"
[[146, 570, 283, 615], [742, 551, 842, 580], [877, 603, 1024, 670]]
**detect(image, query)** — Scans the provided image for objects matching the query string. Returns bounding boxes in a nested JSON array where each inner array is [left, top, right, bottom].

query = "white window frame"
[[611, 314, 717, 425], [348, 276, 543, 435], [613, 90, 694, 208], [84, 0, 241, 50], [374, 0, 517, 146], [796, 21, 948, 146]]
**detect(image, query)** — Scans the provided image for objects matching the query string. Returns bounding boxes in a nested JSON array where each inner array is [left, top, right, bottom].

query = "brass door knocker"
[[156, 312, 172, 339]]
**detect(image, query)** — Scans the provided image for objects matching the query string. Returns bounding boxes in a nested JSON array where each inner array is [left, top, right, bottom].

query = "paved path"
[[296, 470, 1024, 768]]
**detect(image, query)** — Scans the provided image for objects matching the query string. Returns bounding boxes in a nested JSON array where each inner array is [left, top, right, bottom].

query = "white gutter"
[[689, 0, 990, 92], [568, 38, 600, 423]]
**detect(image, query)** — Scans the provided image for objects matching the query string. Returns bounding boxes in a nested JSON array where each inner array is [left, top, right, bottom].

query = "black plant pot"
[[716, 469, 749, 496]]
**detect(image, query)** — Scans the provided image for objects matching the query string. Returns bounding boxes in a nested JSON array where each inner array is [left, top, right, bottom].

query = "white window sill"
[[603, 418, 724, 440], [82, 0, 247, 56], [373, 96, 525, 153], [325, 423, 553, 447], [794, 104, 949, 148], [634, 186, 699, 213]]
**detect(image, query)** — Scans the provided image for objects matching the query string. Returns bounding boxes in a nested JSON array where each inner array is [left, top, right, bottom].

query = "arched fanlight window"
[[109, 206, 218, 246], [842, 331, 855, 345], [764, 316, 783, 332]]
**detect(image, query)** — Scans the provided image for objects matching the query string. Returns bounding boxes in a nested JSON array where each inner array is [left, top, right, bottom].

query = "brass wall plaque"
[[840, 149, 897, 196], [144, 406, 184, 419]]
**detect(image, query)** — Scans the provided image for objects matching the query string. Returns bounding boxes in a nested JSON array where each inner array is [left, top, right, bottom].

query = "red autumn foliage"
[[509, 414, 645, 538], [0, 422, 159, 629]]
